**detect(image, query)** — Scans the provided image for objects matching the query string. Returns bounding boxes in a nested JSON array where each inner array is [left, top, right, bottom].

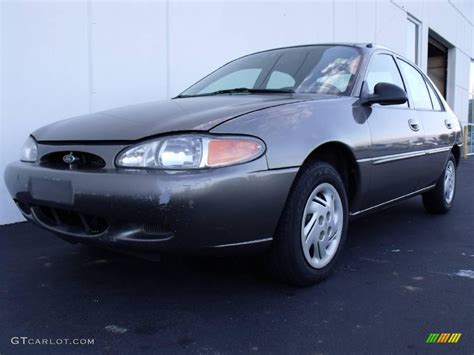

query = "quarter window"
[[366, 54, 407, 107], [425, 80, 443, 111], [397, 60, 433, 110]]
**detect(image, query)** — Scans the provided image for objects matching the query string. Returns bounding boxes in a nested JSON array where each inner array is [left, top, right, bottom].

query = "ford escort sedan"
[[4, 44, 462, 285]]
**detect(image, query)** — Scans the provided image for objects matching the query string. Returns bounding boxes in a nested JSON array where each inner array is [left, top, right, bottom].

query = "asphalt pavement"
[[1, 159, 473, 354]]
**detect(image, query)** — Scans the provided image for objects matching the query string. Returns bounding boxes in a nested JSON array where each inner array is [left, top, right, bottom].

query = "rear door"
[[363, 53, 425, 207], [396, 58, 452, 189]]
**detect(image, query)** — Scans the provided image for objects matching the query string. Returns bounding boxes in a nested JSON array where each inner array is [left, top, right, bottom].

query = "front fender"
[[211, 97, 371, 169]]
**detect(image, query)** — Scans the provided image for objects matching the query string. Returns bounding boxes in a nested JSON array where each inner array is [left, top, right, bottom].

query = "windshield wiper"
[[177, 87, 294, 98]]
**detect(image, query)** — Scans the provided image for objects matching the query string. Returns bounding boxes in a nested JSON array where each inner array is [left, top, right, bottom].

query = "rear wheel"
[[422, 153, 456, 214], [266, 161, 348, 286]]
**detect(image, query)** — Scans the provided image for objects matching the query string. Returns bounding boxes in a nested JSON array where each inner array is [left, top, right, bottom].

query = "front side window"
[[179, 45, 362, 97], [397, 59, 433, 110], [365, 54, 407, 107]]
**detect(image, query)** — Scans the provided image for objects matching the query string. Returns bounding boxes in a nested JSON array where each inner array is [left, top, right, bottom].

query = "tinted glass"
[[180, 46, 361, 96], [366, 54, 407, 107], [267, 71, 295, 89], [425, 79, 443, 111], [398, 59, 433, 110], [201, 69, 262, 93], [366, 54, 405, 93]]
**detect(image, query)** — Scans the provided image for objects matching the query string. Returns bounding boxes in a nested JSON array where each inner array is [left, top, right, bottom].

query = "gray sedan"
[[4, 43, 463, 285]]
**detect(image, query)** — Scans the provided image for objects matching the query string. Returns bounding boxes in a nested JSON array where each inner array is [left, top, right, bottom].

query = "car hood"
[[32, 94, 332, 142]]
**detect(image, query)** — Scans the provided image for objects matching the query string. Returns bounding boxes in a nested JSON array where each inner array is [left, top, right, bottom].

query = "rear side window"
[[397, 60, 433, 110], [425, 80, 443, 111], [366, 54, 407, 107]]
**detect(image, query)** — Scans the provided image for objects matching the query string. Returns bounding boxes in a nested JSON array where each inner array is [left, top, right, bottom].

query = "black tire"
[[422, 153, 457, 214], [266, 161, 348, 286]]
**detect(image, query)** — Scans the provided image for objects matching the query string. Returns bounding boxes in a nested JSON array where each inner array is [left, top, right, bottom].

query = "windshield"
[[179, 45, 361, 97]]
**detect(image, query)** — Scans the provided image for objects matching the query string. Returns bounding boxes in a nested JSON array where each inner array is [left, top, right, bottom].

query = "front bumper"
[[4, 158, 297, 253]]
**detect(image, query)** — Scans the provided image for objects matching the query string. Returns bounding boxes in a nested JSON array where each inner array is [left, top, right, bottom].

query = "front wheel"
[[266, 161, 348, 286], [422, 153, 457, 214]]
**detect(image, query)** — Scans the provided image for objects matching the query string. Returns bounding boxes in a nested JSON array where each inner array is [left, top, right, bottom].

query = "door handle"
[[408, 119, 420, 131], [444, 119, 453, 129]]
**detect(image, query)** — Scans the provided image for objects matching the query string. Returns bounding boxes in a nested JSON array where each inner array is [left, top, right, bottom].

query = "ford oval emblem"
[[63, 153, 77, 164]]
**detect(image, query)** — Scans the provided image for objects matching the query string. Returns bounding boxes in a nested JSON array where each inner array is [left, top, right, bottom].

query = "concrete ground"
[[1, 160, 473, 354]]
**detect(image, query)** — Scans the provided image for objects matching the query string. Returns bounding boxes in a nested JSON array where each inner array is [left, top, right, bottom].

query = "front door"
[[362, 53, 425, 207]]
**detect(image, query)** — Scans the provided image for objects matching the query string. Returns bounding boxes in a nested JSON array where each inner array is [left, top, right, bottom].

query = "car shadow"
[[53, 195, 431, 291], [1, 192, 470, 354]]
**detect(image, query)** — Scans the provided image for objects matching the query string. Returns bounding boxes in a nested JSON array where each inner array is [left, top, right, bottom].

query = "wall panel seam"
[[448, 0, 473, 26]]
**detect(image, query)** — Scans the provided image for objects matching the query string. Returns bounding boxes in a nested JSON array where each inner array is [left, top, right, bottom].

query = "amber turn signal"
[[207, 138, 264, 167]]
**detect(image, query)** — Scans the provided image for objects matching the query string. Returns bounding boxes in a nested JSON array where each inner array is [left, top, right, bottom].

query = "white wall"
[[1, 0, 473, 224], [1, 0, 91, 223]]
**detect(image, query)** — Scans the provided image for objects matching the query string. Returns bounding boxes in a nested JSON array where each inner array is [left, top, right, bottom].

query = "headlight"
[[20, 136, 38, 162], [116, 135, 265, 169]]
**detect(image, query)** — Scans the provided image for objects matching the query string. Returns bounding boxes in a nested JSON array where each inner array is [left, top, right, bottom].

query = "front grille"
[[40, 151, 106, 170], [33, 205, 108, 236]]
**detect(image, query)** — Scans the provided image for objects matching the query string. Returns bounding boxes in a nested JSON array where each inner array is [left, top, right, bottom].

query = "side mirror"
[[360, 81, 408, 106]]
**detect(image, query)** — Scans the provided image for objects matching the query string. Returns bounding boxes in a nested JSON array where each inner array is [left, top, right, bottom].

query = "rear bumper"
[[4, 159, 297, 253]]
